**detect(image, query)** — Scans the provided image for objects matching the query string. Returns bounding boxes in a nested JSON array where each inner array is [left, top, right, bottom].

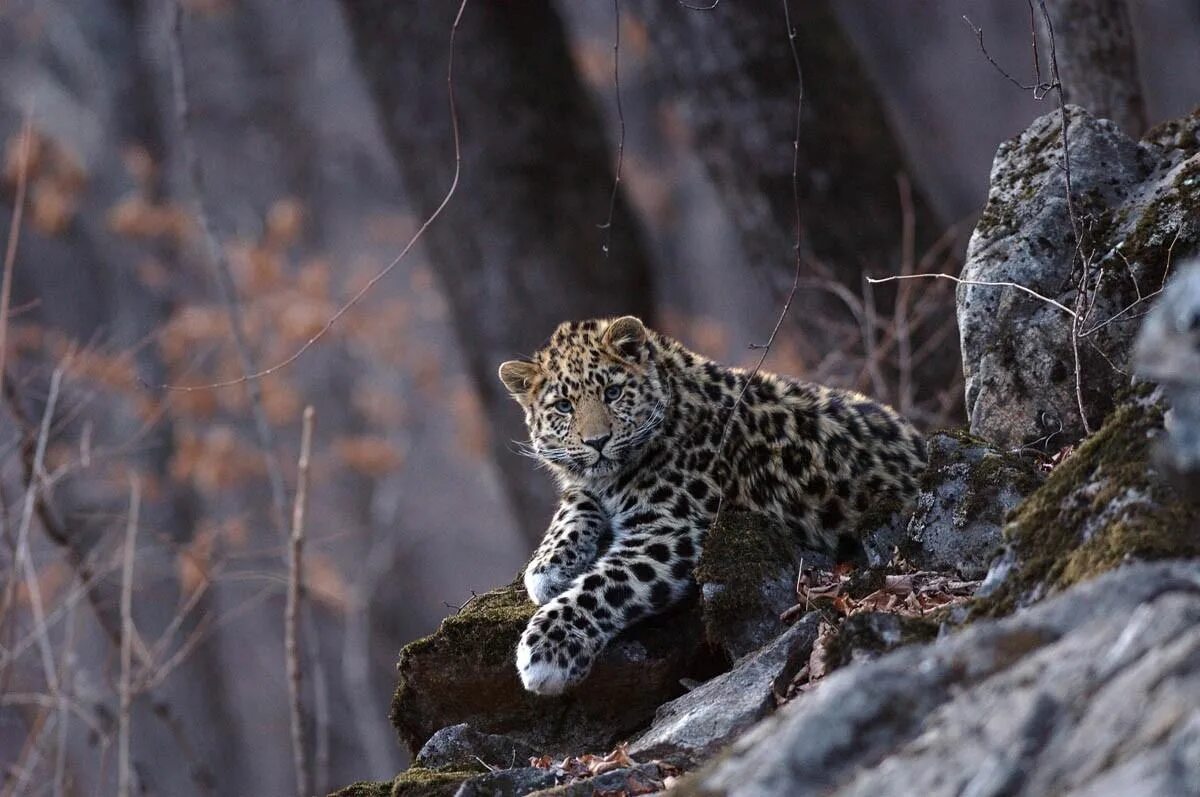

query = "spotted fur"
[[498, 316, 926, 695]]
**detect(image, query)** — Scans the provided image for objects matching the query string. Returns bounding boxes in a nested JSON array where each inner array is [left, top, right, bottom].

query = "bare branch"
[[598, 0, 626, 258], [286, 406, 315, 797], [0, 105, 34, 386], [117, 476, 142, 797], [867, 273, 1077, 318]]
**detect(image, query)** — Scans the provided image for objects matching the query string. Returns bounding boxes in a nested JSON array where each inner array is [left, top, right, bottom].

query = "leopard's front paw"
[[515, 602, 598, 695], [523, 564, 574, 605]]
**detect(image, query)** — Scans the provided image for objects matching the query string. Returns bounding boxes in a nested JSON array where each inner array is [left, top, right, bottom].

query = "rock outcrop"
[[677, 562, 1200, 797], [958, 105, 1199, 448]]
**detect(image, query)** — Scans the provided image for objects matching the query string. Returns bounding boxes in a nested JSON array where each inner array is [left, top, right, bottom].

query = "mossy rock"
[[695, 511, 823, 661], [391, 580, 716, 758], [327, 766, 484, 797], [974, 397, 1200, 617]]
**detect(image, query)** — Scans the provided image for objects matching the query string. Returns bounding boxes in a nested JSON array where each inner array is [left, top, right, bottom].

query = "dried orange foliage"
[[13, 560, 69, 610], [171, 426, 266, 493], [777, 562, 981, 699], [333, 435, 403, 476], [305, 553, 349, 611], [4, 126, 87, 235], [450, 382, 488, 458], [108, 196, 194, 243], [176, 526, 217, 599]]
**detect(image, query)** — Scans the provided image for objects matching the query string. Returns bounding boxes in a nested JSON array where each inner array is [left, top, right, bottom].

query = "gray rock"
[[628, 613, 821, 766], [674, 561, 1200, 797], [863, 432, 1043, 578], [526, 764, 665, 796], [417, 724, 539, 771], [958, 105, 1200, 448], [1135, 261, 1200, 476], [454, 767, 560, 797]]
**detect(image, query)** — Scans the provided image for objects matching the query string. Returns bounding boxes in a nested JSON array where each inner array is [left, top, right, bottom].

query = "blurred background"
[[0, 1, 1196, 794]]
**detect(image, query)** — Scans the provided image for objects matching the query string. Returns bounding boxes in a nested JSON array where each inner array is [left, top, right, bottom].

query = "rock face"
[[415, 724, 538, 771], [676, 562, 1200, 797], [628, 613, 822, 766], [958, 105, 1200, 448], [862, 432, 1044, 578]]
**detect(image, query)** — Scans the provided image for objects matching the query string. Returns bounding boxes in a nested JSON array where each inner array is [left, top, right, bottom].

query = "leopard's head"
[[499, 316, 670, 479]]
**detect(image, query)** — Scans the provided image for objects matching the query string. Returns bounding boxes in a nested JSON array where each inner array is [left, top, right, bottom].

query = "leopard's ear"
[[602, 316, 647, 362], [498, 359, 542, 402]]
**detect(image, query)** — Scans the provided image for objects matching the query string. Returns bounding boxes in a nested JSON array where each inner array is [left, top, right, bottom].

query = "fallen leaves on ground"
[[529, 743, 681, 794], [778, 560, 982, 701]]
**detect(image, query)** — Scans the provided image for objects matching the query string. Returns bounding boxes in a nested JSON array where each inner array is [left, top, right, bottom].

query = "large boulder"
[[674, 561, 1200, 797], [958, 105, 1200, 448]]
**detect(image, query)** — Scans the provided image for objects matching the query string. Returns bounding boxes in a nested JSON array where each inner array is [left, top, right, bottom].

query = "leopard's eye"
[[603, 384, 623, 402], [553, 398, 573, 414]]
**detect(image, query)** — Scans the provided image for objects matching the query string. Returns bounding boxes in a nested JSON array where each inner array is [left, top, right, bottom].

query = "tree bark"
[[624, 0, 941, 287], [339, 1, 657, 542], [1043, 0, 1148, 135]]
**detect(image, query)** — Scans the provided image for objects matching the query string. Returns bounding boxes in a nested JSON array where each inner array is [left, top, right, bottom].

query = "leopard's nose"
[[583, 434, 611, 453]]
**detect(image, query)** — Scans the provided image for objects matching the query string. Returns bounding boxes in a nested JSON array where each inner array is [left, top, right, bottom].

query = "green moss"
[[694, 512, 802, 647], [327, 781, 394, 797], [390, 767, 480, 797], [972, 400, 1199, 618], [398, 581, 535, 671]]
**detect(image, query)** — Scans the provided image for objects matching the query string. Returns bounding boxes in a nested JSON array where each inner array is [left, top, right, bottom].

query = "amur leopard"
[[498, 316, 926, 695]]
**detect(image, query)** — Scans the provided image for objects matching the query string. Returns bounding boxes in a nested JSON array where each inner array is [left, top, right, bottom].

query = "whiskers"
[[509, 439, 575, 470], [613, 402, 667, 454]]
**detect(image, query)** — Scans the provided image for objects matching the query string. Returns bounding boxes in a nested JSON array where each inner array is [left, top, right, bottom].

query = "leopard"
[[498, 316, 926, 695]]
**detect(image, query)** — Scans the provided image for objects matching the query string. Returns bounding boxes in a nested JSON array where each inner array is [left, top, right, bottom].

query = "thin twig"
[[9, 365, 65, 701], [867, 273, 1076, 317], [0, 106, 34, 386], [117, 475, 142, 797], [157, 0, 470, 392], [598, 0, 626, 258], [167, 0, 288, 532], [286, 406, 315, 797]]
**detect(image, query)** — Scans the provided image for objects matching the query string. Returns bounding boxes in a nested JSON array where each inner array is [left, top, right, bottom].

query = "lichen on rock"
[[862, 431, 1044, 579], [958, 104, 1200, 448]]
